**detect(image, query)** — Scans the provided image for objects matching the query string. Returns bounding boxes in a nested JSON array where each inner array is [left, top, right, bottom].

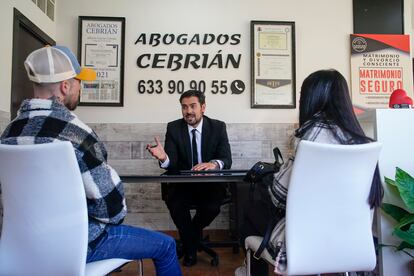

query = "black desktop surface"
[[120, 169, 248, 183]]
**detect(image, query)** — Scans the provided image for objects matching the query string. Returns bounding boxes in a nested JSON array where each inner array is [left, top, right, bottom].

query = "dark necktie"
[[191, 129, 198, 166]]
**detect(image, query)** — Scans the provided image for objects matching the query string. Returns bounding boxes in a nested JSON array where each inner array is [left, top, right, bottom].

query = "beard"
[[65, 80, 80, 111], [184, 114, 201, 126], [66, 98, 79, 111]]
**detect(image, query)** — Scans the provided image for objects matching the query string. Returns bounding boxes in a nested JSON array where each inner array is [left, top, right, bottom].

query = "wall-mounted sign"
[[350, 34, 413, 109], [134, 32, 245, 96], [250, 21, 296, 109], [78, 16, 125, 106]]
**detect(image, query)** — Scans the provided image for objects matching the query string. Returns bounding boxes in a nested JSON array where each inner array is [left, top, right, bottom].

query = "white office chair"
[[246, 140, 381, 275], [0, 142, 142, 276]]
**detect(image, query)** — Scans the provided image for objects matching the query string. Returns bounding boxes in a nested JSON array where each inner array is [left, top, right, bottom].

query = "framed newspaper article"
[[251, 21, 296, 109], [78, 16, 125, 106]]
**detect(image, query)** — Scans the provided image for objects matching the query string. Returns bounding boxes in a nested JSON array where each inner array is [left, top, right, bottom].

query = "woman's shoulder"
[[302, 122, 348, 144]]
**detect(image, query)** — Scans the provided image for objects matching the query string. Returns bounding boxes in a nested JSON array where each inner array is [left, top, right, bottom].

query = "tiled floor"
[[112, 247, 247, 276], [109, 230, 250, 276], [106, 230, 362, 276]]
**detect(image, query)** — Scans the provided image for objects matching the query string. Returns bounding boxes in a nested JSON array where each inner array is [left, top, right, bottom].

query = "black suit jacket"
[[164, 115, 232, 171]]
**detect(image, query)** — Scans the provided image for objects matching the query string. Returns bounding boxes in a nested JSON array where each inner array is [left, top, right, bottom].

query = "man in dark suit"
[[147, 90, 232, 266]]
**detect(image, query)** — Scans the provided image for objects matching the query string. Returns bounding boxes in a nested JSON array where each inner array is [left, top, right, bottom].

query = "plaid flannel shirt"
[[0, 98, 127, 246]]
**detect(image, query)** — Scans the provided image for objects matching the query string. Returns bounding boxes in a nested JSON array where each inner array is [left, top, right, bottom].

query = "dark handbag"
[[244, 147, 284, 201], [244, 147, 284, 259], [244, 147, 284, 183]]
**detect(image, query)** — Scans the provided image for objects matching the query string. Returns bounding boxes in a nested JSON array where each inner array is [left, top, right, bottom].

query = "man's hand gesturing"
[[146, 137, 167, 162]]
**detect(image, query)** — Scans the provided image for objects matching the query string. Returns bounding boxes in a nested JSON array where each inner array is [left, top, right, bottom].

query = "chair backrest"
[[0, 142, 88, 276], [285, 140, 381, 275]]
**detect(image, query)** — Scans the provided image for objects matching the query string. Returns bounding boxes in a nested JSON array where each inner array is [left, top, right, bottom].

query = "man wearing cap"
[[0, 45, 181, 276]]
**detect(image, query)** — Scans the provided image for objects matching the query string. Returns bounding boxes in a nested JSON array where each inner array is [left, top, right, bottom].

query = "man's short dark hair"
[[179, 90, 205, 105]]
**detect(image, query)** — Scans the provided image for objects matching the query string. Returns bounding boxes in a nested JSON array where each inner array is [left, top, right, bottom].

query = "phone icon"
[[231, 80, 245, 94], [235, 82, 242, 91]]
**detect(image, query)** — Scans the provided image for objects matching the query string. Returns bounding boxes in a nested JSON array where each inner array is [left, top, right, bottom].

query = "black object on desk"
[[121, 169, 247, 183]]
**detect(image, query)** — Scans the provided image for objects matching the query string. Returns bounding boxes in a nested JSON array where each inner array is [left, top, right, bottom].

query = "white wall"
[[1, 1, 411, 124], [56, 0, 354, 124], [375, 109, 414, 276], [0, 0, 56, 114]]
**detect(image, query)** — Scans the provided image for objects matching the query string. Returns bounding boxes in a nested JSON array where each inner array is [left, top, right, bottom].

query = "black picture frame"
[[250, 21, 296, 109], [78, 16, 125, 106]]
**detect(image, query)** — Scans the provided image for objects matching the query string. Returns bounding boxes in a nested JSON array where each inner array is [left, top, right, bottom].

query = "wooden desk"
[[120, 170, 249, 245]]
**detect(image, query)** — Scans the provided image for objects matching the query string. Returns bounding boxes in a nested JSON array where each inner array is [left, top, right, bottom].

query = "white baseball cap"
[[24, 45, 96, 83]]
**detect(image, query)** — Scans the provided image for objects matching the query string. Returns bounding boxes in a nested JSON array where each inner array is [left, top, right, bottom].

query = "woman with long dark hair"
[[236, 69, 383, 276], [297, 69, 382, 208]]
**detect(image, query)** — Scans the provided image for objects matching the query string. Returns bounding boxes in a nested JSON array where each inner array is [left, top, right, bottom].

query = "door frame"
[[11, 8, 55, 118]]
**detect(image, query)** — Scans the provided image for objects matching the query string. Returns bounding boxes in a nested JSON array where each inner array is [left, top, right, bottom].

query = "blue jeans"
[[87, 225, 182, 276]]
